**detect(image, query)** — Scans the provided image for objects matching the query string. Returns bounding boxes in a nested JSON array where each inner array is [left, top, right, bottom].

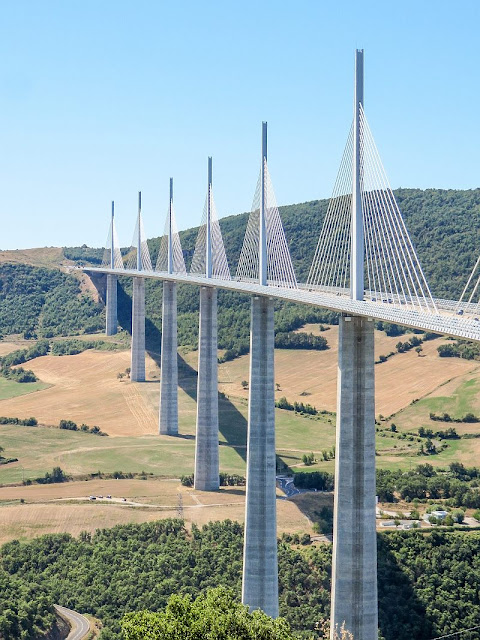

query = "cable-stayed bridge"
[[82, 50, 480, 640]]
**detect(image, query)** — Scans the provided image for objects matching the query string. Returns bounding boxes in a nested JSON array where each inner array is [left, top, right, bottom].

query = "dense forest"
[[3, 519, 480, 639], [0, 263, 104, 339]]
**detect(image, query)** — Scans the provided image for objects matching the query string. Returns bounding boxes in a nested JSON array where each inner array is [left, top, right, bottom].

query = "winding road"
[[54, 605, 90, 640]]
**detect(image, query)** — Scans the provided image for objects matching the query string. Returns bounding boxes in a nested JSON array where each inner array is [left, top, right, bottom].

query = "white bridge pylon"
[[156, 178, 187, 275], [236, 127, 297, 289], [101, 201, 124, 270], [190, 163, 231, 280], [307, 108, 437, 313], [126, 192, 152, 272]]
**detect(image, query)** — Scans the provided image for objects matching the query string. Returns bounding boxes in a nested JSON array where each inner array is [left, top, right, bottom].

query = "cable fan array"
[[456, 256, 480, 314], [98, 110, 440, 315], [101, 217, 124, 270], [307, 125, 353, 294], [126, 213, 152, 271], [156, 203, 186, 274], [236, 161, 297, 288], [190, 187, 230, 280], [308, 106, 436, 313]]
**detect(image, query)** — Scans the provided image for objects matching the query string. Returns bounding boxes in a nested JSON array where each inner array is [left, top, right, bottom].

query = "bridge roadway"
[[83, 266, 480, 343]]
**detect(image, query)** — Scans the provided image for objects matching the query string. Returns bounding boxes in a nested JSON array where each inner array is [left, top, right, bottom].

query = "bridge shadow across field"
[[118, 281, 291, 469], [147, 349, 248, 462], [117, 283, 248, 461]]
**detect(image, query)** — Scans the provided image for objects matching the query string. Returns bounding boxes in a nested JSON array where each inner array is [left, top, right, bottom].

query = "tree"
[[425, 439, 437, 454], [415, 346, 423, 356], [317, 620, 354, 639], [121, 587, 296, 640], [241, 380, 248, 389], [51, 467, 67, 483]]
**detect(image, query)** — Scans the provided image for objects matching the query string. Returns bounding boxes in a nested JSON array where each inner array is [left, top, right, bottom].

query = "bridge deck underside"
[[83, 267, 480, 343]]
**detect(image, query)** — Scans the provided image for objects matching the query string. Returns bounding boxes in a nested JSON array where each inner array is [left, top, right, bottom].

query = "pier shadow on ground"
[[147, 349, 248, 461], [117, 283, 248, 460], [117, 282, 305, 473]]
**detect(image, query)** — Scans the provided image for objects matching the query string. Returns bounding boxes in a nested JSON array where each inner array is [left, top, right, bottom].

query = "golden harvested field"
[[218, 324, 477, 417], [0, 341, 24, 356], [0, 247, 69, 269], [0, 325, 474, 438], [0, 324, 479, 485], [0, 350, 161, 436], [0, 478, 313, 545]]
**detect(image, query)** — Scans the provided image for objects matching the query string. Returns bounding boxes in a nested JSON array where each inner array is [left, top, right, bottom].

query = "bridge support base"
[[159, 281, 178, 435], [106, 274, 118, 336], [130, 277, 145, 382], [194, 287, 219, 491], [242, 295, 278, 618], [331, 315, 377, 640]]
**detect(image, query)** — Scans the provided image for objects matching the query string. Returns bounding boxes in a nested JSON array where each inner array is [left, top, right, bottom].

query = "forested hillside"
[[0, 263, 104, 338], [2, 519, 480, 640]]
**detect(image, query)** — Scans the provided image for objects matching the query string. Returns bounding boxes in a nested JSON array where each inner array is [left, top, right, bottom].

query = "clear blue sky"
[[0, 0, 478, 250]]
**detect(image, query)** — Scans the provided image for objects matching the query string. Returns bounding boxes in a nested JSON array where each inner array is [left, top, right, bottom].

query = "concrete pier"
[[105, 274, 118, 336], [194, 286, 219, 491], [159, 281, 178, 435], [242, 295, 278, 618], [330, 314, 377, 640], [130, 277, 145, 382]]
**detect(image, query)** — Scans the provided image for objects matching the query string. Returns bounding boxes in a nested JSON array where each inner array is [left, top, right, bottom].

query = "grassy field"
[[0, 377, 50, 400]]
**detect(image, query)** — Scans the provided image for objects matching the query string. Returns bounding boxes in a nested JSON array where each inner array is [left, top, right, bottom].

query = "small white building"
[[423, 510, 448, 522]]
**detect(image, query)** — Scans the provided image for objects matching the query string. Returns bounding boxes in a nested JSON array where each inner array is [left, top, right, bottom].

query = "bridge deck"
[[82, 267, 480, 343]]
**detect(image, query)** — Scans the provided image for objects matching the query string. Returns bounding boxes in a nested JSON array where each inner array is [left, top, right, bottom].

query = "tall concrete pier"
[[242, 295, 278, 618], [194, 158, 219, 490], [130, 276, 145, 382], [105, 202, 118, 336], [159, 280, 178, 435], [330, 315, 377, 639], [105, 274, 118, 336], [159, 179, 179, 435], [330, 49, 378, 640], [194, 286, 219, 489], [130, 192, 146, 382], [242, 123, 279, 618]]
